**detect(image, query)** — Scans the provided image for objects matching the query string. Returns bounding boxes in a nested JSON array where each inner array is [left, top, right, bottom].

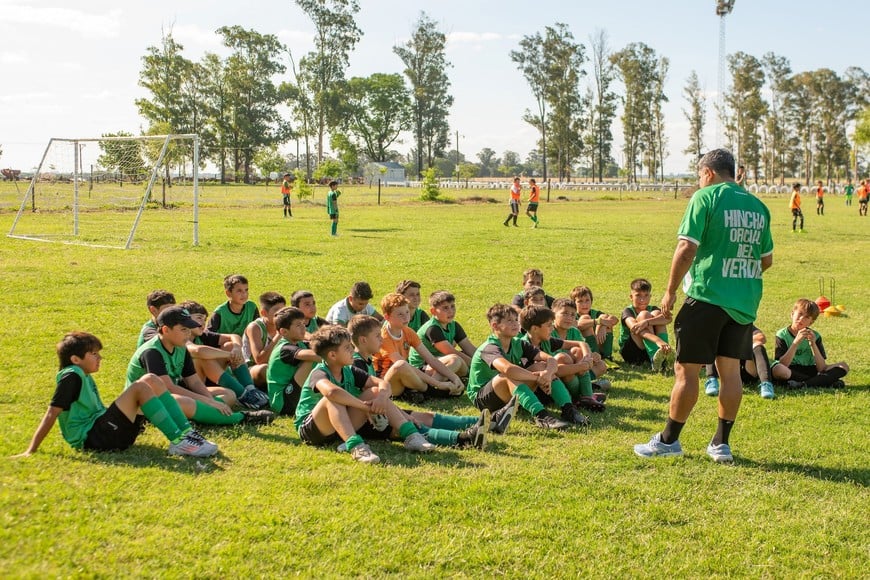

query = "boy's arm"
[[246, 324, 276, 364], [456, 337, 476, 359], [315, 377, 371, 412], [418, 347, 462, 387], [185, 340, 232, 362], [13, 406, 62, 457], [492, 356, 541, 385], [808, 332, 827, 371], [774, 331, 805, 368], [180, 374, 233, 414]]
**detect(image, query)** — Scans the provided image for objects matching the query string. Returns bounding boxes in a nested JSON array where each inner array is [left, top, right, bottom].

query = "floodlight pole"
[[716, 0, 735, 149]]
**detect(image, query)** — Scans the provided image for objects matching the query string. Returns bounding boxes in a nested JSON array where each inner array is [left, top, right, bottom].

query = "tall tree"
[[339, 73, 412, 162], [393, 11, 453, 177], [296, 0, 362, 164], [476, 148, 499, 177], [761, 52, 792, 184], [806, 69, 852, 182], [651, 56, 669, 181], [682, 70, 706, 166], [724, 52, 767, 180], [783, 71, 815, 183], [199, 52, 232, 182], [588, 29, 618, 182]]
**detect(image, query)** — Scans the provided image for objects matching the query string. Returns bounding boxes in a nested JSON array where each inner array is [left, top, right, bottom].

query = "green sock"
[[158, 391, 192, 434], [579, 372, 594, 397], [601, 332, 614, 358], [218, 370, 246, 396], [331, 222, 337, 235], [192, 400, 244, 425], [398, 421, 418, 439], [531, 215, 538, 223], [645, 332, 670, 361], [514, 383, 544, 416], [563, 375, 581, 398], [550, 379, 572, 407], [417, 426, 458, 446], [345, 434, 364, 451], [232, 364, 254, 389], [431, 413, 476, 430], [140, 397, 184, 443]]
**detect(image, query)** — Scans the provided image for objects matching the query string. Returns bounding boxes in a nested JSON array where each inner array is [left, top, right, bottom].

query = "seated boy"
[[266, 307, 321, 415], [291, 290, 328, 339], [770, 299, 849, 389], [467, 303, 575, 431], [182, 300, 269, 410], [510, 268, 555, 310], [15, 331, 217, 458], [242, 291, 287, 388], [293, 325, 436, 464], [349, 314, 493, 448], [207, 274, 259, 337], [619, 278, 674, 373], [325, 281, 384, 327], [520, 305, 596, 421], [570, 285, 618, 362], [127, 306, 274, 426], [396, 280, 430, 332], [704, 325, 775, 399], [549, 299, 609, 410], [373, 293, 464, 399], [407, 290, 477, 379], [137, 289, 176, 347]]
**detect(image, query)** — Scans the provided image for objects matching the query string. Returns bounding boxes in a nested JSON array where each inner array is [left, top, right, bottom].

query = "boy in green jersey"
[[619, 278, 674, 373], [510, 268, 555, 310], [294, 325, 435, 464], [570, 285, 617, 362], [549, 299, 608, 411], [291, 290, 328, 339], [843, 178, 854, 206], [396, 280, 430, 332], [326, 180, 341, 236], [16, 332, 217, 457], [266, 307, 321, 415], [128, 307, 274, 427], [207, 274, 259, 337], [553, 298, 609, 382], [136, 289, 176, 347], [407, 290, 477, 379], [467, 304, 572, 431], [242, 291, 287, 388]]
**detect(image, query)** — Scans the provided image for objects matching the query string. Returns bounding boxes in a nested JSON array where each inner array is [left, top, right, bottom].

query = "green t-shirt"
[[677, 181, 773, 324], [618, 306, 655, 348], [775, 327, 823, 367], [326, 189, 341, 214], [55, 366, 106, 449], [294, 362, 361, 430], [126, 335, 189, 387], [136, 320, 158, 348], [467, 334, 538, 402], [408, 318, 458, 367], [552, 326, 584, 354], [266, 337, 308, 413], [408, 308, 429, 332], [209, 300, 259, 337], [844, 184, 854, 197]]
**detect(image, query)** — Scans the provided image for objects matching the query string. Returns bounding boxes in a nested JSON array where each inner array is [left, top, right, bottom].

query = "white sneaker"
[[706, 442, 734, 463], [168, 431, 218, 457], [634, 433, 683, 458], [350, 443, 380, 464], [403, 431, 436, 453]]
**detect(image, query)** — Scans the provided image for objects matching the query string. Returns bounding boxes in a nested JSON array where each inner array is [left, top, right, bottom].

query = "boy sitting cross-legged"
[[325, 281, 384, 327], [266, 307, 321, 415], [551, 298, 610, 392], [294, 325, 436, 464], [467, 304, 575, 431], [619, 278, 674, 373], [349, 315, 495, 448], [373, 293, 464, 400], [407, 290, 477, 381], [570, 285, 618, 362], [181, 300, 270, 410], [242, 291, 287, 388], [15, 332, 217, 458], [137, 289, 176, 347], [127, 306, 274, 427]]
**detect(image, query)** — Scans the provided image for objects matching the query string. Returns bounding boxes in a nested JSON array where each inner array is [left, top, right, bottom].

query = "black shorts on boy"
[[83, 403, 147, 451]]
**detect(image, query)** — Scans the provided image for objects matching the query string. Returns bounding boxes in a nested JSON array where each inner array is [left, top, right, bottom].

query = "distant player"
[[789, 183, 804, 233], [281, 173, 293, 217], [815, 180, 824, 216], [503, 177, 521, 227], [526, 178, 540, 228]]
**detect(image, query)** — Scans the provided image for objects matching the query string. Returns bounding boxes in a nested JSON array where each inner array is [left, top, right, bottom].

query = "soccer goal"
[[8, 134, 200, 249]]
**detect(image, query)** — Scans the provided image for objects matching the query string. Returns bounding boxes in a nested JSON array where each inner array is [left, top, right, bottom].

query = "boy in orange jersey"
[[281, 173, 293, 217], [789, 183, 804, 232], [815, 180, 824, 215], [503, 176, 521, 227]]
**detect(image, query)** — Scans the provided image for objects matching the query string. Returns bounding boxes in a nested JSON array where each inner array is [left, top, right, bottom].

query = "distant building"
[[367, 161, 406, 184]]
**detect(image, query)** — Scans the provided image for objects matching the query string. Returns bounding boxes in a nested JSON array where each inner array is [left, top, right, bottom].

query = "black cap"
[[157, 306, 201, 329]]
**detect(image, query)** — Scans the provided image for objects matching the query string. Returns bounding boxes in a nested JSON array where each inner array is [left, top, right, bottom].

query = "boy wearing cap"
[[126, 306, 274, 426]]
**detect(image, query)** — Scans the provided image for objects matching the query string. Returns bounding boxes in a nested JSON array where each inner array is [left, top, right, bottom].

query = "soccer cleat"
[[561, 404, 590, 426], [241, 409, 275, 425], [575, 396, 606, 413], [350, 443, 380, 464], [490, 395, 519, 435], [238, 385, 270, 409], [651, 347, 668, 373], [403, 431, 436, 453], [706, 441, 734, 463], [402, 390, 426, 404], [634, 433, 683, 458], [169, 431, 218, 457], [704, 376, 720, 397], [759, 381, 775, 399], [831, 379, 846, 388], [533, 411, 572, 431], [786, 379, 806, 390], [592, 378, 612, 392], [460, 409, 490, 450]]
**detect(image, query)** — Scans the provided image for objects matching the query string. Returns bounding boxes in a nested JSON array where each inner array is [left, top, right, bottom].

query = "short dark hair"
[[523, 286, 546, 302], [630, 278, 652, 293], [329, 180, 339, 187], [569, 285, 593, 302], [698, 149, 736, 179], [348, 315, 381, 344], [223, 274, 248, 291], [274, 306, 305, 330], [551, 297, 576, 313], [350, 281, 373, 300], [179, 300, 207, 316], [793, 183, 801, 191], [396, 280, 421, 295], [290, 290, 314, 307], [793, 298, 820, 320], [57, 331, 103, 370], [520, 305, 554, 331], [146, 290, 176, 309], [429, 290, 455, 308], [259, 291, 286, 310], [309, 325, 351, 358], [486, 303, 517, 324]]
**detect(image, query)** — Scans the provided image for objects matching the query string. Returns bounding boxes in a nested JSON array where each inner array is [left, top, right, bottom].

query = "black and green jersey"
[[266, 337, 309, 413], [352, 352, 375, 376], [326, 189, 341, 214], [408, 308, 430, 332], [774, 327, 826, 367], [293, 363, 368, 430], [126, 335, 193, 387], [408, 319, 467, 367], [208, 300, 259, 337], [136, 320, 158, 348], [522, 334, 565, 356], [306, 316, 327, 334], [52, 365, 106, 449], [467, 334, 540, 402]]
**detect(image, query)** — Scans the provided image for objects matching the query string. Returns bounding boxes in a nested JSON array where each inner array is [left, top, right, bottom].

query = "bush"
[[294, 168, 313, 201], [419, 167, 440, 201]]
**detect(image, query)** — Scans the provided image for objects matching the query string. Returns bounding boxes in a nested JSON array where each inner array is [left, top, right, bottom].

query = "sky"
[[1, 0, 867, 175]]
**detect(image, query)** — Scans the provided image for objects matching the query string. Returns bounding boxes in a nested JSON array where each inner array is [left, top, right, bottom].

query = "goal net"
[[8, 134, 199, 249]]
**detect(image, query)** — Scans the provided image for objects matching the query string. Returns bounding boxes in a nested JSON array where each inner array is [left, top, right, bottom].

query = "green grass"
[[1, 191, 868, 577]]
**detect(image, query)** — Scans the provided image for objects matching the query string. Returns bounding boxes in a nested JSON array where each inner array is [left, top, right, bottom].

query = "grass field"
[[1, 185, 867, 577]]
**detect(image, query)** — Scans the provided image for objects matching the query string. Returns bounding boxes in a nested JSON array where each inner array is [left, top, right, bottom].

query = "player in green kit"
[[327, 180, 341, 236], [407, 290, 477, 383], [635, 149, 773, 463], [843, 178, 854, 206], [137, 289, 176, 347], [207, 274, 259, 338], [266, 307, 321, 415]]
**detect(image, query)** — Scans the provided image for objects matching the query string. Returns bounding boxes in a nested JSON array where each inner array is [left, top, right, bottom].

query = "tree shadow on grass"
[[346, 227, 401, 233], [72, 445, 231, 473], [738, 457, 869, 487]]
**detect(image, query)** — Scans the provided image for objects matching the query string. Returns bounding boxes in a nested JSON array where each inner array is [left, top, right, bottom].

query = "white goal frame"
[[8, 134, 200, 249]]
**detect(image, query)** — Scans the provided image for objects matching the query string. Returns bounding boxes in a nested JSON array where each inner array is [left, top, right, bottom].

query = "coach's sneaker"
[[490, 395, 519, 435], [704, 376, 720, 397], [404, 431, 436, 453], [169, 431, 218, 457], [706, 441, 734, 463], [533, 410, 571, 431], [759, 381, 775, 399], [634, 433, 683, 459], [238, 385, 270, 409], [241, 409, 275, 425], [350, 443, 380, 464]]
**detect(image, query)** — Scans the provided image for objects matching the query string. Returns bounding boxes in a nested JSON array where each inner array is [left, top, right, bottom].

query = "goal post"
[[8, 134, 200, 249]]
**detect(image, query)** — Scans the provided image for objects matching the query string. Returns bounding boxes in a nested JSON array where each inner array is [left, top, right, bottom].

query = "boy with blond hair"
[[619, 278, 674, 373], [408, 290, 477, 378], [242, 291, 287, 387], [266, 307, 321, 415]]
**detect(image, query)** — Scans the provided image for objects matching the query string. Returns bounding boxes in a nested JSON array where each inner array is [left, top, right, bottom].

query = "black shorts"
[[772, 363, 818, 383], [329, 213, 339, 220], [620, 338, 649, 365], [356, 418, 392, 440], [473, 381, 510, 412], [791, 208, 803, 217], [283, 194, 291, 206], [297, 414, 340, 447], [817, 198, 824, 206], [510, 200, 519, 214], [83, 403, 145, 452], [739, 360, 757, 384], [279, 382, 302, 416], [527, 202, 538, 212], [673, 297, 753, 364]]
